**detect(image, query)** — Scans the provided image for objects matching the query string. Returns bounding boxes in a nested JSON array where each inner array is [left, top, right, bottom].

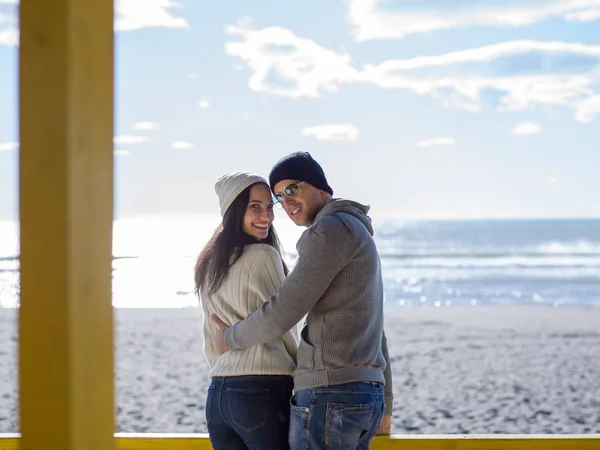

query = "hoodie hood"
[[313, 198, 374, 236]]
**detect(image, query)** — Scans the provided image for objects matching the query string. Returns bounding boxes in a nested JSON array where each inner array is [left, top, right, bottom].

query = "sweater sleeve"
[[254, 246, 300, 357], [225, 216, 357, 350], [381, 329, 394, 416]]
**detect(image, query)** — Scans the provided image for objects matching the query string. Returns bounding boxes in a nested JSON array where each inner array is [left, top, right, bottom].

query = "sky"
[[1, 0, 600, 220]]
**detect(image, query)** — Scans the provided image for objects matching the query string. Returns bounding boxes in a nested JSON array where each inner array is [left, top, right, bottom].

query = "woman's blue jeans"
[[206, 375, 294, 450]]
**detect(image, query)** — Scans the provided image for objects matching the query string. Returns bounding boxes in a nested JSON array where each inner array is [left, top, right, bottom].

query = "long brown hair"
[[194, 182, 288, 297]]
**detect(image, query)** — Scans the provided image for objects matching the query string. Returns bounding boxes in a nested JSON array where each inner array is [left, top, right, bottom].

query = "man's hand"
[[376, 415, 391, 436], [210, 314, 230, 355]]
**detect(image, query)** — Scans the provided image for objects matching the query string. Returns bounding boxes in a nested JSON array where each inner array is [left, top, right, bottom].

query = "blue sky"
[[1, 0, 600, 220]]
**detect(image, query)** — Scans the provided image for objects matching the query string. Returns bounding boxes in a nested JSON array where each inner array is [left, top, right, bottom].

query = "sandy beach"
[[1, 305, 599, 434]]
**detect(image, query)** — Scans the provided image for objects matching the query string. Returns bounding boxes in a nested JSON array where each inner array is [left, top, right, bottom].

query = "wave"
[[379, 241, 600, 259], [571, 276, 600, 284], [384, 273, 600, 284], [378, 239, 600, 256], [536, 240, 600, 254], [0, 255, 139, 262], [380, 251, 600, 259], [378, 242, 600, 268]]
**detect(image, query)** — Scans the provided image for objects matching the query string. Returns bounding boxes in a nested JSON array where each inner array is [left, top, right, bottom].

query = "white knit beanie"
[[215, 172, 269, 217]]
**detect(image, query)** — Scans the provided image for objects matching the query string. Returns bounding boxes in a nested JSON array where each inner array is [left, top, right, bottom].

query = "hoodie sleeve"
[[251, 245, 300, 358], [225, 215, 359, 350]]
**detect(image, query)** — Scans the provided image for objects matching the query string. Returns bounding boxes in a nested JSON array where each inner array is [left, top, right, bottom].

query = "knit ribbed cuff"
[[224, 326, 240, 351]]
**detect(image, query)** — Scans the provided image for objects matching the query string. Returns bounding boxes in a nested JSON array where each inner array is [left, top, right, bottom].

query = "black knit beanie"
[[269, 151, 333, 195]]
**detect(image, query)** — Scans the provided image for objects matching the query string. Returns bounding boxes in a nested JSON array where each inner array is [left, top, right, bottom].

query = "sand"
[[1, 305, 599, 434]]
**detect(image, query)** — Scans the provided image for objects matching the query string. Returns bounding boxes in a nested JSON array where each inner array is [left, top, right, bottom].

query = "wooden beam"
[[18, 0, 115, 448], [115, 434, 215, 449], [2, 434, 600, 450], [371, 434, 600, 450]]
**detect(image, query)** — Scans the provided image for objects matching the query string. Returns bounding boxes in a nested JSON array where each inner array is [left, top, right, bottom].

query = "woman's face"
[[243, 184, 275, 240]]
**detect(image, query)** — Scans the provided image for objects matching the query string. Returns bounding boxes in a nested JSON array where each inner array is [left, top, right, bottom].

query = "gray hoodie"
[[225, 199, 393, 414]]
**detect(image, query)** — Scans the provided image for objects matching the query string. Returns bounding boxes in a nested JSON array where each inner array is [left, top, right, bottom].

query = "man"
[[211, 151, 393, 449]]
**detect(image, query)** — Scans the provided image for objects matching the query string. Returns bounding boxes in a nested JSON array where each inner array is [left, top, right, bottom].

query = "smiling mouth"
[[290, 206, 301, 216], [253, 224, 269, 230]]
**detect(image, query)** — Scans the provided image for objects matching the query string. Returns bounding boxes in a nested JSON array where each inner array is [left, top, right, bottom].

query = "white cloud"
[[0, 27, 17, 46], [416, 137, 456, 147], [302, 124, 359, 141], [575, 95, 600, 123], [188, 73, 198, 80], [511, 122, 542, 135], [566, 8, 600, 21], [345, 0, 600, 42], [114, 135, 151, 144], [0, 4, 18, 46], [225, 19, 358, 98], [115, 0, 189, 31], [0, 141, 18, 152], [114, 150, 131, 157], [199, 100, 211, 109], [1, 0, 189, 46], [134, 121, 161, 130], [357, 40, 600, 113], [362, 40, 600, 71], [240, 111, 252, 120], [227, 24, 600, 122], [547, 175, 559, 183], [171, 141, 194, 149]]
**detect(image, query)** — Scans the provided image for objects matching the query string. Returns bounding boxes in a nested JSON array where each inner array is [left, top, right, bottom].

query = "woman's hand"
[[210, 314, 230, 355]]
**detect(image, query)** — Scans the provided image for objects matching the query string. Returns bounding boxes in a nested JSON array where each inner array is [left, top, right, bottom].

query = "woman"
[[195, 171, 299, 450]]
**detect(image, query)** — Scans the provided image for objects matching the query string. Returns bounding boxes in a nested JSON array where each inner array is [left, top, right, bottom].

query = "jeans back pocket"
[[226, 387, 270, 433], [324, 401, 375, 449]]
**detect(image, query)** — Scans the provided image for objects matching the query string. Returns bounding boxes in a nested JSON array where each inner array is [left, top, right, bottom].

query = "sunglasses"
[[273, 181, 305, 207]]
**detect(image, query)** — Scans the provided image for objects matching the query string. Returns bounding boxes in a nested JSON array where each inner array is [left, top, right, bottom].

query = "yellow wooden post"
[[18, 0, 115, 448]]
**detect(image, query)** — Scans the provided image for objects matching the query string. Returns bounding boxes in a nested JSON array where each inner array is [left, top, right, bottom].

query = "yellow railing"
[[2, 433, 600, 449]]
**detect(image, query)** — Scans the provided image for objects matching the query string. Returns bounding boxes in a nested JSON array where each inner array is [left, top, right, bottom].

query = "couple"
[[194, 151, 393, 450]]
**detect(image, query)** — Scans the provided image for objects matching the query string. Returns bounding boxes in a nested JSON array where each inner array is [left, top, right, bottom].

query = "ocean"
[[1, 217, 599, 309]]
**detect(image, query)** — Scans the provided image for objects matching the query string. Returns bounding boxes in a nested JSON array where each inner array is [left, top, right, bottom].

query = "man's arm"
[[224, 216, 356, 350], [255, 246, 300, 357]]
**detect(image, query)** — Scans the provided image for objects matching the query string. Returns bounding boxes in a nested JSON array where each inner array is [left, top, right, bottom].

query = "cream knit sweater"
[[201, 243, 299, 377]]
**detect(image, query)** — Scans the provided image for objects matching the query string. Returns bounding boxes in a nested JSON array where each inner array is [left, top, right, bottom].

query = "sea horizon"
[[1, 217, 599, 309]]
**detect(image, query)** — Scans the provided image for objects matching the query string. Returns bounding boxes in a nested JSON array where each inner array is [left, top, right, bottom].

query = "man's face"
[[272, 179, 326, 227]]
